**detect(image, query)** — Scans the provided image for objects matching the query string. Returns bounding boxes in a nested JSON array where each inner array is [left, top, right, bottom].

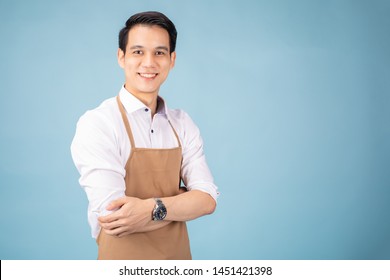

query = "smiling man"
[[71, 11, 219, 259]]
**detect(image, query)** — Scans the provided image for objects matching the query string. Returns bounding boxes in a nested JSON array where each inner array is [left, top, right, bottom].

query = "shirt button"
[[145, 108, 149, 112], [151, 129, 154, 133]]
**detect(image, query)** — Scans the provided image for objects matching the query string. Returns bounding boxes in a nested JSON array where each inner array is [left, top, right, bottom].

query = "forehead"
[[127, 24, 170, 49]]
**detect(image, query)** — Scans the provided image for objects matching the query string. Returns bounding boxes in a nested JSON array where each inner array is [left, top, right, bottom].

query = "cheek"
[[124, 62, 139, 75], [161, 60, 174, 72], [124, 59, 134, 67], [124, 56, 138, 66]]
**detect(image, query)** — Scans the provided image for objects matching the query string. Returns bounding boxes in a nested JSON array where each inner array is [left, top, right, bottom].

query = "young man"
[[71, 11, 219, 259]]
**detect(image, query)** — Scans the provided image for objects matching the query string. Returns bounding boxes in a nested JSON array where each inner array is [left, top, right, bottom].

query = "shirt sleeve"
[[70, 110, 126, 238], [179, 112, 219, 202]]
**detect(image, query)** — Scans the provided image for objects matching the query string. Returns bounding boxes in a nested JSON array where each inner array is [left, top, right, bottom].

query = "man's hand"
[[98, 196, 155, 238]]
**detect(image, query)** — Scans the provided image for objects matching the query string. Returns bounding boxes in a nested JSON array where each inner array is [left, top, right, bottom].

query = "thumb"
[[106, 196, 128, 211]]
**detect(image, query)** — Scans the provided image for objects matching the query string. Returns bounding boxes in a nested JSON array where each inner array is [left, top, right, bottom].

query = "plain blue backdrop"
[[0, 0, 389, 259]]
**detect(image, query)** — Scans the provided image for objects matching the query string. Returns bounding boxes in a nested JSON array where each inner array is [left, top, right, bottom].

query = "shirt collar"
[[118, 86, 170, 120], [156, 96, 168, 116]]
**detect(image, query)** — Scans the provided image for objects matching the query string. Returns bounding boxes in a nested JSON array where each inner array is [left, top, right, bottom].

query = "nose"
[[141, 52, 156, 68]]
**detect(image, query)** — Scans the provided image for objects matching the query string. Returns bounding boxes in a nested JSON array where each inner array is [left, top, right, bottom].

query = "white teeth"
[[139, 73, 157, 78]]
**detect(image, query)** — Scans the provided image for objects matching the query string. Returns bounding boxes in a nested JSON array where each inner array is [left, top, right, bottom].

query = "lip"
[[138, 73, 158, 79]]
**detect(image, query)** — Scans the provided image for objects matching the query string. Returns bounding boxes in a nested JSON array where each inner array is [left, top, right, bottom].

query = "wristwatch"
[[152, 198, 167, 221]]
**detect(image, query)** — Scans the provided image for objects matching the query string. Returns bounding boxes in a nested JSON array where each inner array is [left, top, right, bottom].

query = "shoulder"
[[74, 96, 123, 143], [168, 109, 199, 132], [71, 96, 124, 166], [77, 97, 119, 130], [167, 109, 203, 149]]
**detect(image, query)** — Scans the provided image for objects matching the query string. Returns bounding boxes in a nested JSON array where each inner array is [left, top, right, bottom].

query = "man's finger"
[[100, 220, 119, 230], [103, 225, 133, 237], [98, 211, 120, 223], [106, 197, 128, 211]]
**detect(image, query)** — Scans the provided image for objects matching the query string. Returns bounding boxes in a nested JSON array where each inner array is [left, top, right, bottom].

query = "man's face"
[[118, 24, 176, 98]]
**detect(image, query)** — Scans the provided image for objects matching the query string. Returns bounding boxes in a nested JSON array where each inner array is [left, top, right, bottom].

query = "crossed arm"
[[98, 190, 216, 238], [72, 109, 218, 239]]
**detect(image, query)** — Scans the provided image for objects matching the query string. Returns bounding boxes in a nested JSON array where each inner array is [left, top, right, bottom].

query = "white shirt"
[[71, 86, 219, 238]]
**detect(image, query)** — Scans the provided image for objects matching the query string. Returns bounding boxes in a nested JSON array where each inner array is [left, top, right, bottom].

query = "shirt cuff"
[[186, 182, 219, 202]]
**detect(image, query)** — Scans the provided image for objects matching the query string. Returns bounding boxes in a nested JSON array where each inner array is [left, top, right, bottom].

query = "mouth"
[[138, 73, 158, 79]]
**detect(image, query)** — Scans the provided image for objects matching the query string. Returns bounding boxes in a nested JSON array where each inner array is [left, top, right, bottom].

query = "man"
[[71, 11, 219, 260]]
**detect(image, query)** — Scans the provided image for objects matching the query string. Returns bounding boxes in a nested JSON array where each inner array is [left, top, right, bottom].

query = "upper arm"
[[71, 111, 126, 213], [179, 112, 219, 201]]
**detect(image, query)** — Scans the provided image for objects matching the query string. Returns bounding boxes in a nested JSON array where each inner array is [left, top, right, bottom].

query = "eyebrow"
[[155, 46, 169, 52], [129, 45, 169, 52]]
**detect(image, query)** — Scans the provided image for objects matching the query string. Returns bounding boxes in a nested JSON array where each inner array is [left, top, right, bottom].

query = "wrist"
[[145, 198, 155, 214]]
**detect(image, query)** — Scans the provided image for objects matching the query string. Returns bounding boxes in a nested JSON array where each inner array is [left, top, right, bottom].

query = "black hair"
[[118, 11, 177, 54]]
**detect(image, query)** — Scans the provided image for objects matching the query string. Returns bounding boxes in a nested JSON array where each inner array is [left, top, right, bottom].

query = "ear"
[[117, 48, 125, 69], [170, 51, 176, 69]]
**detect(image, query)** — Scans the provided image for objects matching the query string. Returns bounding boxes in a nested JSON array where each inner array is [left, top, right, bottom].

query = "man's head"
[[117, 11, 177, 99], [119, 11, 177, 54]]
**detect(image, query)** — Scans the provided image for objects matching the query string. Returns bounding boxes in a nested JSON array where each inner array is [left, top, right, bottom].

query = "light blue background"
[[1, 0, 389, 259]]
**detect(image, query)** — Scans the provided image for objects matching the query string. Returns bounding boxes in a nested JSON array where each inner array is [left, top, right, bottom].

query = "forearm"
[[99, 190, 216, 237], [133, 187, 190, 232], [135, 190, 215, 233], [163, 190, 216, 222], [136, 219, 172, 233]]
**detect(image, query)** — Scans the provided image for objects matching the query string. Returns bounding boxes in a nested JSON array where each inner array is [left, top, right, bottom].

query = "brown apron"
[[96, 96, 191, 260]]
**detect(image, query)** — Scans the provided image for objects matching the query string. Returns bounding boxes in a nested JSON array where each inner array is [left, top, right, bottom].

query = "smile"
[[138, 73, 158, 78]]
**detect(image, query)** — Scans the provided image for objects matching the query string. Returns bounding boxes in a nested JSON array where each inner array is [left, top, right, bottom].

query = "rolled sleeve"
[[180, 112, 219, 202]]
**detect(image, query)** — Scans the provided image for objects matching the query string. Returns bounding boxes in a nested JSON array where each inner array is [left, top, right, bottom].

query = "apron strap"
[[168, 120, 182, 148], [116, 95, 136, 148]]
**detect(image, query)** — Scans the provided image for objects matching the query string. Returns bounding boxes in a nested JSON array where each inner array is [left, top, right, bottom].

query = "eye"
[[155, 51, 165, 56], [133, 50, 143, 55]]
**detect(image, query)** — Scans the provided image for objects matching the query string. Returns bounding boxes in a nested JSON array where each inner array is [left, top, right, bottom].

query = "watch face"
[[154, 204, 167, 220]]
